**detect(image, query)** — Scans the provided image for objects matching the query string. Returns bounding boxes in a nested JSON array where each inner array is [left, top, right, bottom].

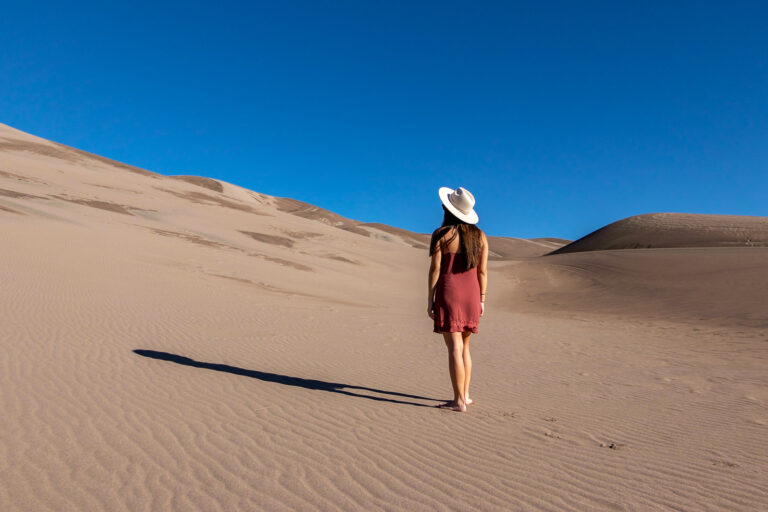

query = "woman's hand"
[[480, 301, 485, 317], [428, 301, 435, 319]]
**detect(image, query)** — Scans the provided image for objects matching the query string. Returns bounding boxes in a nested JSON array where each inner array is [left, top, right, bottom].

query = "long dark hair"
[[429, 206, 483, 270]]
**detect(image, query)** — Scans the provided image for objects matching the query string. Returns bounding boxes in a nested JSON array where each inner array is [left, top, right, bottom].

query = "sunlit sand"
[[2, 122, 767, 511]]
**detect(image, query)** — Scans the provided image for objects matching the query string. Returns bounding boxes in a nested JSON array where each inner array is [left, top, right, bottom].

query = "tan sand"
[[1, 122, 767, 511]]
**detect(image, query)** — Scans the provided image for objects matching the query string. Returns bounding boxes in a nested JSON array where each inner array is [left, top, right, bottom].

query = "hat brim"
[[438, 187, 479, 224]]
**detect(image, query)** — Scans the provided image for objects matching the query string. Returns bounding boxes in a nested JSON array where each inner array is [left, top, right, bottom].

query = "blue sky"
[[1, 1, 766, 239]]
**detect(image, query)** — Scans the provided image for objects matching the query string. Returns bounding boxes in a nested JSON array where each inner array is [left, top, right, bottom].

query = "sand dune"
[[506, 247, 768, 328], [2, 122, 767, 511], [271, 198, 566, 258], [533, 211, 768, 327], [170, 175, 225, 192], [357, 223, 566, 259], [551, 212, 768, 254]]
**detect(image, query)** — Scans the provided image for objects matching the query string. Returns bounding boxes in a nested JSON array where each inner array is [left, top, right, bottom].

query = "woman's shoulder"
[[468, 224, 486, 239], [431, 226, 453, 239], [473, 227, 488, 247], [431, 226, 458, 252]]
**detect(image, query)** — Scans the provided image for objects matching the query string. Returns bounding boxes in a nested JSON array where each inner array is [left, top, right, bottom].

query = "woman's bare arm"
[[477, 232, 489, 313], [427, 238, 442, 318]]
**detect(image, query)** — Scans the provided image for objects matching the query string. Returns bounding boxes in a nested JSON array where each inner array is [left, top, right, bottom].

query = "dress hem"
[[433, 323, 479, 334]]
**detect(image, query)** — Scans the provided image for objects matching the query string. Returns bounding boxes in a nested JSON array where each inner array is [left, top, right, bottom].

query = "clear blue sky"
[[2, 1, 766, 239]]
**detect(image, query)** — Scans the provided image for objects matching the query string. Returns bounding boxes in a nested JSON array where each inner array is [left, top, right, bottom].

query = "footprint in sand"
[[599, 442, 625, 450]]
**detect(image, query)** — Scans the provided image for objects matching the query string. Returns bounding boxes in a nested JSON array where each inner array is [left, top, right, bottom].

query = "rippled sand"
[[2, 122, 767, 511]]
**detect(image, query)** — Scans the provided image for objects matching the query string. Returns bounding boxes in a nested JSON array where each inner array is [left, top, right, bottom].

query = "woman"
[[428, 186, 488, 412]]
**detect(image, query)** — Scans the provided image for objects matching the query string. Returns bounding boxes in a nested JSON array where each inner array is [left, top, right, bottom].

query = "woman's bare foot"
[[437, 400, 467, 412], [465, 398, 473, 406]]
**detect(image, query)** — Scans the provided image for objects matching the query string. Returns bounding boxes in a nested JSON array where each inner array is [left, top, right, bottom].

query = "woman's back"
[[437, 228, 476, 275], [432, 227, 482, 334]]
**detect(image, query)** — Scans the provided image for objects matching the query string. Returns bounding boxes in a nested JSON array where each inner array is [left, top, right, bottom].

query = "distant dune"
[[550, 212, 768, 254], [506, 247, 768, 328], [512, 212, 768, 327], [2, 122, 766, 512], [360, 223, 568, 259]]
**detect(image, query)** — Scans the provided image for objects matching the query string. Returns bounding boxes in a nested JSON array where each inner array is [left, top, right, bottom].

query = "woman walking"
[[428, 187, 488, 412]]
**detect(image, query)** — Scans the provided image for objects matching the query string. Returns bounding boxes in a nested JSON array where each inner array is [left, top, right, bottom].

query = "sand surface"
[[2, 122, 767, 511]]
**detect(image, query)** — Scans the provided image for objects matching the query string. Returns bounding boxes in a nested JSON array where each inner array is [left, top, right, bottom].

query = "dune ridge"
[[551, 212, 768, 254]]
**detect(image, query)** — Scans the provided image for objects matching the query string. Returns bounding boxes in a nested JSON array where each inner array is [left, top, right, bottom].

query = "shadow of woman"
[[133, 350, 440, 408]]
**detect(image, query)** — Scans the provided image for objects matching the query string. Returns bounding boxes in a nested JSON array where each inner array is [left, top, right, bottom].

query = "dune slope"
[[505, 247, 768, 328]]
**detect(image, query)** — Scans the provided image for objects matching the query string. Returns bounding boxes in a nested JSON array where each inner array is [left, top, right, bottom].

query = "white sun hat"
[[438, 186, 479, 224]]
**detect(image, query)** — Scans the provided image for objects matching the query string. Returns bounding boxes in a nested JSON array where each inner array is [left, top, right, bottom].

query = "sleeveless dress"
[[433, 250, 482, 334]]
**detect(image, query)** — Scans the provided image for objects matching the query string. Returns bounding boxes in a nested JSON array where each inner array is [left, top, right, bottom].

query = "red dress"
[[433, 250, 481, 334]]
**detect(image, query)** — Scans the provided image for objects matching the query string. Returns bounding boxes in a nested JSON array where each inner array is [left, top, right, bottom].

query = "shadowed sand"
[[239, 230, 295, 248], [508, 246, 768, 327], [2, 121, 767, 512], [134, 350, 439, 407], [170, 175, 225, 192]]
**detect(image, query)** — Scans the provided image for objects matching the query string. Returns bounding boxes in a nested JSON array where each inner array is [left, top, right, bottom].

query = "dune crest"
[[551, 212, 768, 254]]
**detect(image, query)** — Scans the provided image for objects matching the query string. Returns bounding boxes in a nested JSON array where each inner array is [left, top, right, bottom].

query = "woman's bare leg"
[[462, 332, 472, 405], [443, 334, 457, 397], [440, 332, 467, 411]]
